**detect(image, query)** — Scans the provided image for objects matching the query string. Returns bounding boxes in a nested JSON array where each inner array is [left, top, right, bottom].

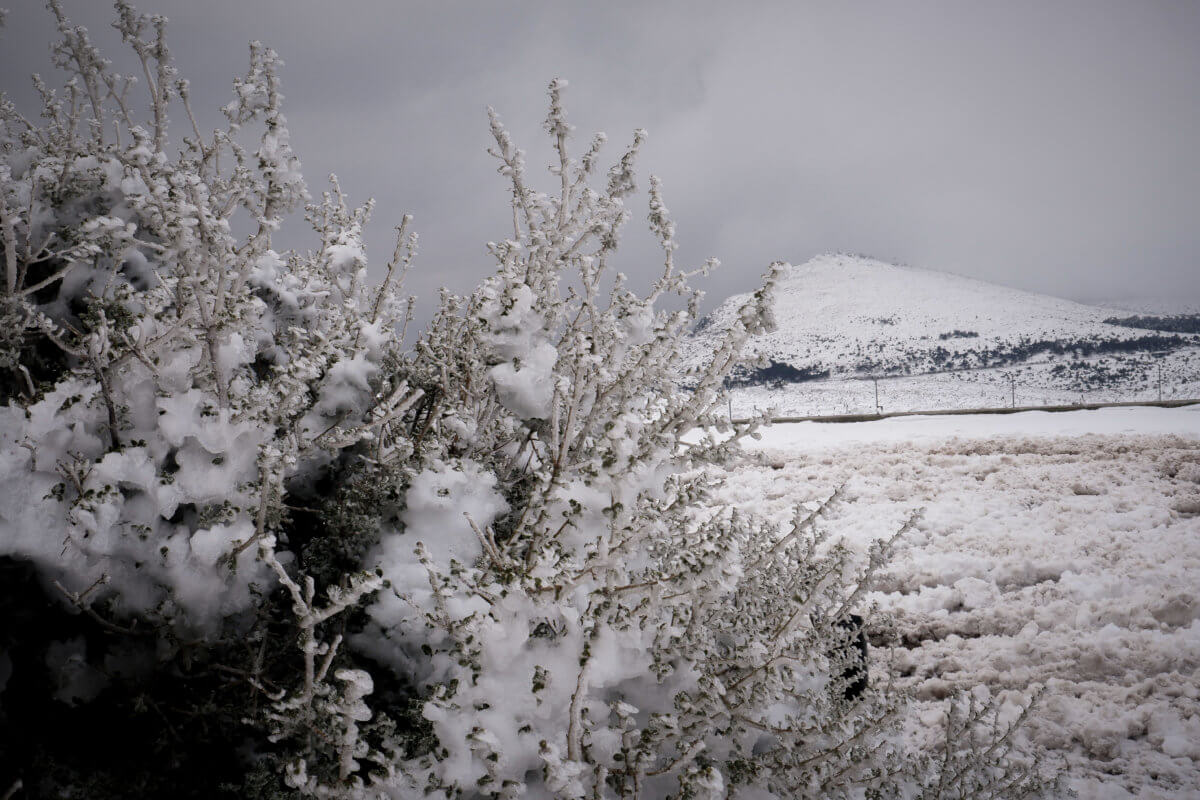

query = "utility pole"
[[1150, 351, 1166, 403], [1010, 375, 1016, 408], [874, 378, 881, 415]]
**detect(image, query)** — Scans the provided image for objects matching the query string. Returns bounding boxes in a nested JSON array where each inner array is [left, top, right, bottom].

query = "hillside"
[[689, 255, 1200, 415]]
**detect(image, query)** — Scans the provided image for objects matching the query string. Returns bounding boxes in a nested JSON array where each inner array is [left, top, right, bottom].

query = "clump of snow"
[[394, 458, 507, 567], [477, 279, 559, 420], [489, 341, 558, 420]]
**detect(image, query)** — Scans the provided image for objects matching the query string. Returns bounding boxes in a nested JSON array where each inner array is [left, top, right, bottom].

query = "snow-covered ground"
[[714, 406, 1200, 797], [744, 404, 1200, 450], [727, 349, 1200, 418]]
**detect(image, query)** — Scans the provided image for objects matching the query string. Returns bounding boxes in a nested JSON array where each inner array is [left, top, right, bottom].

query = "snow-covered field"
[[714, 406, 1200, 797], [727, 349, 1200, 418]]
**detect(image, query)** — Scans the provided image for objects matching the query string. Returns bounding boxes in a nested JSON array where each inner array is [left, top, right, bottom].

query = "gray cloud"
[[4, 0, 1199, 315]]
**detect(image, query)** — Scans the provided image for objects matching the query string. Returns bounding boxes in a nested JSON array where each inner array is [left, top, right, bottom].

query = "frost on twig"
[[260, 542, 401, 798]]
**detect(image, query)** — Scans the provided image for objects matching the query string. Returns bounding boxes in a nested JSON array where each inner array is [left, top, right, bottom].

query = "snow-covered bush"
[[0, 5, 1058, 798], [0, 3, 417, 792]]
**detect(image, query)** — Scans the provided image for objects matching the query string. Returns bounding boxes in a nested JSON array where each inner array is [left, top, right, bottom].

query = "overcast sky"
[[4, 1, 1200, 314]]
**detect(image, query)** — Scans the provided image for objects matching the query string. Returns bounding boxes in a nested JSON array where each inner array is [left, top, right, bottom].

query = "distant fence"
[[731, 397, 1200, 425], [726, 345, 1199, 414]]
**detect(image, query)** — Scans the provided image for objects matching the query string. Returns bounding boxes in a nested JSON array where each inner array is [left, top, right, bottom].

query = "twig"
[[53, 575, 149, 637], [464, 512, 505, 570]]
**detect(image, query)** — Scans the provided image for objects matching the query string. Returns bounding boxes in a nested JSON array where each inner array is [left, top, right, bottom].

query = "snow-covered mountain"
[[689, 255, 1200, 415]]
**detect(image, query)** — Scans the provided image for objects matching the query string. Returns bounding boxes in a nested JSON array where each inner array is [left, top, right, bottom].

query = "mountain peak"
[[689, 255, 1195, 388]]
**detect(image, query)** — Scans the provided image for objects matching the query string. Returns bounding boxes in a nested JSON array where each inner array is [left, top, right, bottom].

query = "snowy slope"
[[693, 254, 1191, 376], [746, 403, 1200, 451], [713, 410, 1200, 797], [688, 255, 1200, 415]]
